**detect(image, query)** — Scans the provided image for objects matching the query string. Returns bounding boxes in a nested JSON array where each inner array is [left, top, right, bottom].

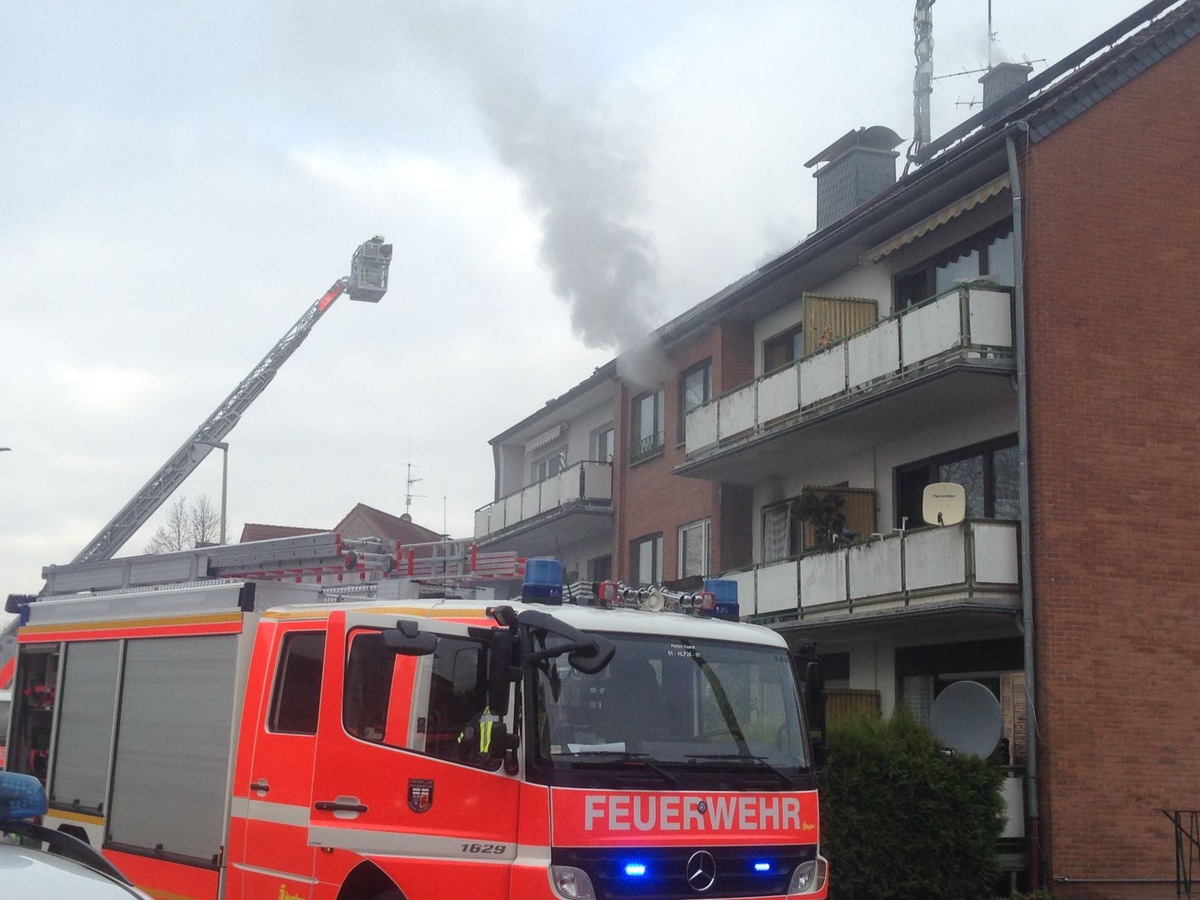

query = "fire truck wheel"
[[371, 891, 403, 900]]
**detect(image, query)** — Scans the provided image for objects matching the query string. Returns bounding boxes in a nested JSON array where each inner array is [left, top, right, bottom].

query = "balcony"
[[728, 519, 1020, 628], [681, 285, 1015, 483], [474, 460, 613, 555]]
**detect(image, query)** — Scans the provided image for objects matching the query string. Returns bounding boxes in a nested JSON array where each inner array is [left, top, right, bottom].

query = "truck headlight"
[[549, 865, 597, 900], [788, 855, 829, 896]]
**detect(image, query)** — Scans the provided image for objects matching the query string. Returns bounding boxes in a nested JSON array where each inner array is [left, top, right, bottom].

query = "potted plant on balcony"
[[794, 488, 847, 553]]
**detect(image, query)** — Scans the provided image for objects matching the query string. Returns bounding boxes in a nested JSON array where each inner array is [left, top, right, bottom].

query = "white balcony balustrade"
[[728, 519, 1019, 618], [686, 284, 1014, 454], [474, 461, 613, 540]]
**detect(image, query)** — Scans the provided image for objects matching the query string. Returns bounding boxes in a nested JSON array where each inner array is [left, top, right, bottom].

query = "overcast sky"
[[0, 0, 1153, 597]]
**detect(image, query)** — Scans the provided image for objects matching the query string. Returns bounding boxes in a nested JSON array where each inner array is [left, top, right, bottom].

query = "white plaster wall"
[[558, 532, 615, 584], [568, 404, 616, 464], [816, 266, 890, 303]]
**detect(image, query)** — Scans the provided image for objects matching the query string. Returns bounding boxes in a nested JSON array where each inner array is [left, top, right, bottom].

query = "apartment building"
[[476, 2, 1200, 894]]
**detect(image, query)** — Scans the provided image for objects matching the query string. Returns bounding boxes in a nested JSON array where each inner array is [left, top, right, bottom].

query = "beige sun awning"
[[862, 174, 1011, 263]]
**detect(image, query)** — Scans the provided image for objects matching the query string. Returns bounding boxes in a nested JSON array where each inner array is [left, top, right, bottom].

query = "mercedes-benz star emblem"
[[686, 849, 717, 892]]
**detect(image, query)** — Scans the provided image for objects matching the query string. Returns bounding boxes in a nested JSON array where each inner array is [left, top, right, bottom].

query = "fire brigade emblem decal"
[[686, 849, 717, 892], [407, 779, 434, 814]]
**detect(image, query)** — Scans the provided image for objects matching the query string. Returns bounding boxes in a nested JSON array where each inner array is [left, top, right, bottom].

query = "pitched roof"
[[238, 504, 446, 546], [919, 0, 1200, 160], [238, 523, 325, 543], [332, 503, 446, 545]]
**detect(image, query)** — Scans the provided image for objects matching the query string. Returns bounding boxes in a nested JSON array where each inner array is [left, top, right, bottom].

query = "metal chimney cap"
[[805, 125, 903, 169]]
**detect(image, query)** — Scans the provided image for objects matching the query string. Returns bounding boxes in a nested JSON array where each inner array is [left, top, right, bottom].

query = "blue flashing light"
[[522, 557, 564, 605], [0, 772, 49, 821], [623, 862, 647, 878], [703, 578, 740, 620], [753, 861, 773, 873]]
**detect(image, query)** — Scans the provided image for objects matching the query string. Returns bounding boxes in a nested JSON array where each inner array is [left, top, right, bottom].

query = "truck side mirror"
[[804, 659, 827, 766], [382, 620, 438, 656], [567, 634, 615, 675], [487, 631, 518, 717]]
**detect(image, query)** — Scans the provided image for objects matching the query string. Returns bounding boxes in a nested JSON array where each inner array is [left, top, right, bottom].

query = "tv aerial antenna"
[[404, 461, 425, 518]]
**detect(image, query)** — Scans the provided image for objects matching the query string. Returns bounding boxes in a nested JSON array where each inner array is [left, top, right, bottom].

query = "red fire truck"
[[4, 535, 828, 900]]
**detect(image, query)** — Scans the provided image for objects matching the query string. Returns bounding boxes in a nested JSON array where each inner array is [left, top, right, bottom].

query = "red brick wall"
[[716, 322, 755, 571], [1024, 36, 1200, 898], [612, 323, 755, 581]]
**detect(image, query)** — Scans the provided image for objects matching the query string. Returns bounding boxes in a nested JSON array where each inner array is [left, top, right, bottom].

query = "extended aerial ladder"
[[1, 238, 393, 688], [72, 236, 393, 566]]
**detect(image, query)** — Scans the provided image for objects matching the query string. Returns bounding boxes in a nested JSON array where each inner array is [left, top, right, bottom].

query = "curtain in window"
[[763, 506, 791, 563]]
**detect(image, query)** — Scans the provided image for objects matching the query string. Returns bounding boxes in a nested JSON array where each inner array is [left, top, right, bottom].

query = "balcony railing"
[[474, 460, 612, 540], [630, 431, 665, 462], [686, 284, 1014, 454], [729, 519, 1019, 619]]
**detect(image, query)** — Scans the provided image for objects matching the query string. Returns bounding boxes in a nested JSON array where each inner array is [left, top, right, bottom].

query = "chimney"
[[804, 126, 903, 231], [979, 61, 1034, 111]]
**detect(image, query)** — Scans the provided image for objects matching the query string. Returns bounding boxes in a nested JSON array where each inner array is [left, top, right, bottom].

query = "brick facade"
[[612, 322, 761, 583], [1024, 36, 1200, 897]]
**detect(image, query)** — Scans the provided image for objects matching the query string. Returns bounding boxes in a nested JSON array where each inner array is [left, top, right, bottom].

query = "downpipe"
[[1006, 121, 1042, 888]]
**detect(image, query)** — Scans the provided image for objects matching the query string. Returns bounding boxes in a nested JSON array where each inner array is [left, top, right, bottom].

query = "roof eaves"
[[919, 0, 1190, 163], [488, 358, 619, 445], [1028, 4, 1200, 141]]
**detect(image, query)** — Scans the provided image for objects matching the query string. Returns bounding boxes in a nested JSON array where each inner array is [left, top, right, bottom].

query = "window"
[[588, 554, 612, 582], [531, 450, 566, 482], [679, 359, 712, 436], [894, 221, 1014, 311], [592, 426, 614, 463], [51, 641, 119, 813], [343, 629, 497, 769], [269, 632, 325, 734], [678, 519, 711, 579], [631, 533, 663, 586], [764, 324, 804, 372], [630, 391, 664, 459], [895, 435, 1020, 527]]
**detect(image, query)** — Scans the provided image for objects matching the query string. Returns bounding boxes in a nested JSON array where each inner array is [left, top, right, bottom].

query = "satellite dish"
[[929, 680, 1003, 758], [923, 482, 966, 526], [641, 589, 665, 612]]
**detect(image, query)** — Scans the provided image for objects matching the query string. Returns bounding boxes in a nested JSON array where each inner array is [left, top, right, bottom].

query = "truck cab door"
[[228, 619, 325, 900], [308, 610, 521, 900]]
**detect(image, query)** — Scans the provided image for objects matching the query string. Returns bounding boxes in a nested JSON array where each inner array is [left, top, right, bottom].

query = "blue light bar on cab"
[[623, 862, 648, 877], [0, 772, 49, 821], [703, 578, 739, 620], [522, 558, 564, 605]]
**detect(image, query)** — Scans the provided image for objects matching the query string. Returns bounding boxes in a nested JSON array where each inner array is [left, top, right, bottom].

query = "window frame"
[[630, 390, 664, 461], [763, 324, 804, 373], [678, 358, 712, 438], [591, 425, 615, 463], [677, 518, 711, 579], [342, 628, 500, 771], [893, 220, 1014, 312], [630, 533, 663, 586], [530, 448, 566, 483], [268, 631, 325, 735], [894, 434, 1020, 528]]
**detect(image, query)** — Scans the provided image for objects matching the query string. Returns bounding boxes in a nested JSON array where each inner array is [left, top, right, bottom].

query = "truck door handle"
[[249, 779, 270, 794], [314, 798, 369, 814]]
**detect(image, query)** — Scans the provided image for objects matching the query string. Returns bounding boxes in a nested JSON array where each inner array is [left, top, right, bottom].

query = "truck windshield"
[[530, 632, 809, 785]]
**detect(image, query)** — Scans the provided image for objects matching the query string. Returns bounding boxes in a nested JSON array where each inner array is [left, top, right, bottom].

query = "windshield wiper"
[[683, 753, 798, 788], [567, 751, 680, 786]]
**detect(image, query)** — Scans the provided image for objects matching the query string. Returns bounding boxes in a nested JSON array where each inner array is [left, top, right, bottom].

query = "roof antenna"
[[404, 460, 425, 521], [906, 0, 936, 173]]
